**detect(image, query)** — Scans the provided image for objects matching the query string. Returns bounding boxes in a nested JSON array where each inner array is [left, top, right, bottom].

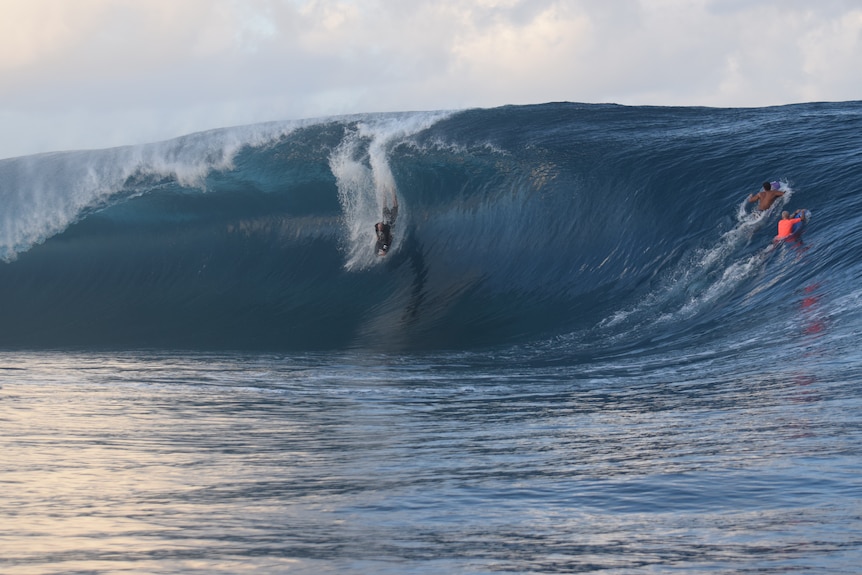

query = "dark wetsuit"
[[375, 204, 398, 255]]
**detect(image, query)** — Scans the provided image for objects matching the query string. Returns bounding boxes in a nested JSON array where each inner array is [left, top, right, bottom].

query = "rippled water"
[[1, 351, 859, 574]]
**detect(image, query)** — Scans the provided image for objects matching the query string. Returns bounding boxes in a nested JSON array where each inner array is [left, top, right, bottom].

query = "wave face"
[[0, 102, 860, 353]]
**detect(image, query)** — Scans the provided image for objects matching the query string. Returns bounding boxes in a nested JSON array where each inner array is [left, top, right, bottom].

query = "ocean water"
[[0, 102, 860, 573]]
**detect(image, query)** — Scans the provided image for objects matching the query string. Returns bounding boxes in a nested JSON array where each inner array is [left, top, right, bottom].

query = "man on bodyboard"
[[375, 193, 398, 256], [748, 181, 784, 211], [775, 209, 809, 242]]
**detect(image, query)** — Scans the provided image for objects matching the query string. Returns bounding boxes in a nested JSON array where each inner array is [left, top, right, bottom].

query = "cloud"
[[0, 0, 860, 158]]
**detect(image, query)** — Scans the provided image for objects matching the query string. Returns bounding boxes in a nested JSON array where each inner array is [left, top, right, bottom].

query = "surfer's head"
[[763, 182, 772, 191], [781, 211, 790, 219]]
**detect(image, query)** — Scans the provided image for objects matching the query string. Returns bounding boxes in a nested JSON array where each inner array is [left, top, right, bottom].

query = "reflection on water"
[[0, 351, 859, 574]]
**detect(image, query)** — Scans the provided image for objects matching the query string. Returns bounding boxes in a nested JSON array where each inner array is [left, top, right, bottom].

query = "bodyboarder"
[[748, 181, 784, 211], [775, 209, 807, 241], [374, 191, 399, 256]]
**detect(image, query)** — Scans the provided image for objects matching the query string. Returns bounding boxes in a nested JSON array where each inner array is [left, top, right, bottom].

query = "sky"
[[1, 0, 860, 159]]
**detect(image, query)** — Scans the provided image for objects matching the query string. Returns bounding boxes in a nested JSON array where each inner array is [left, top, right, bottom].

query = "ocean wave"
[[0, 102, 859, 353]]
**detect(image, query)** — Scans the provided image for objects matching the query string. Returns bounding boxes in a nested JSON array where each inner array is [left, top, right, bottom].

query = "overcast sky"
[[1, 0, 860, 159]]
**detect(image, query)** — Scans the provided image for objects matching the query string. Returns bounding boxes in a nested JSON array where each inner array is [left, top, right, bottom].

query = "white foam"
[[0, 120, 313, 261], [599, 182, 797, 334], [332, 111, 454, 271]]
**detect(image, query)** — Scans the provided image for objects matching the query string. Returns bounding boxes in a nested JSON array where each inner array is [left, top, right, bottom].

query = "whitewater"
[[0, 102, 860, 574]]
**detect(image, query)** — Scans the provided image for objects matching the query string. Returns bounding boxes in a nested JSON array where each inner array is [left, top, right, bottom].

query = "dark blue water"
[[0, 103, 860, 573]]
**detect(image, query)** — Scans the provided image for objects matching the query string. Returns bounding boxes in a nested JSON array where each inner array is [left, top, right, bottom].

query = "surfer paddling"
[[374, 190, 399, 256], [748, 181, 784, 211], [775, 209, 808, 241]]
